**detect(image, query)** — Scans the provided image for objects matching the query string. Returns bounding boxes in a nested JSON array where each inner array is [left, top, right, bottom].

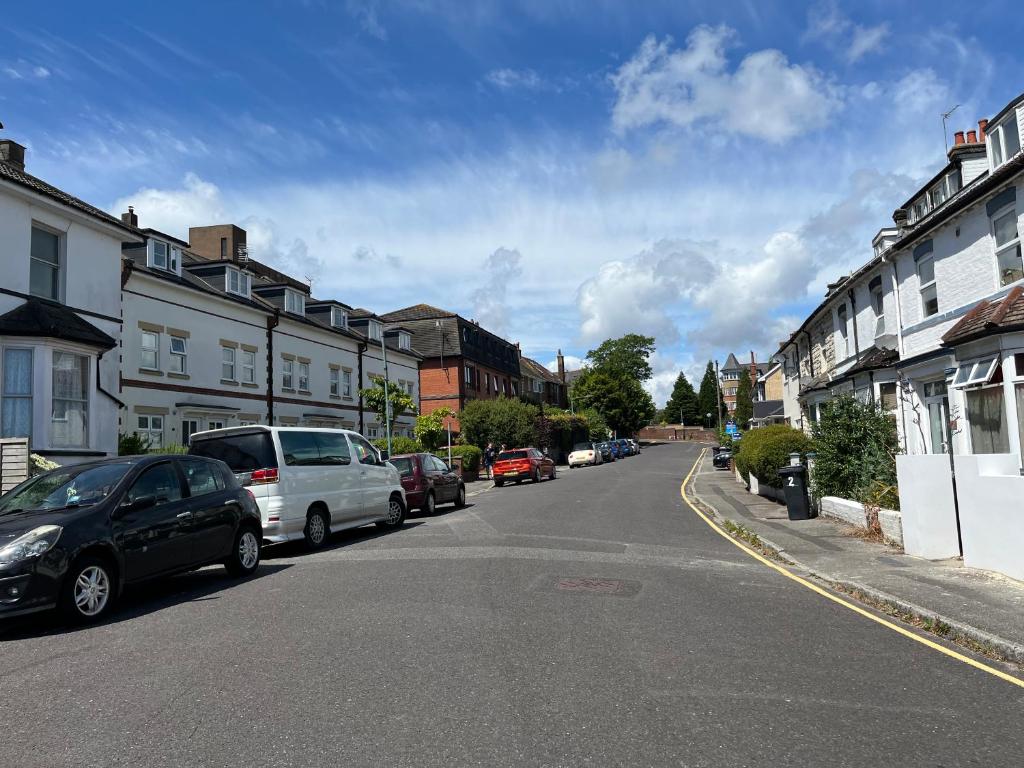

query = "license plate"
[[503, 471, 517, 476]]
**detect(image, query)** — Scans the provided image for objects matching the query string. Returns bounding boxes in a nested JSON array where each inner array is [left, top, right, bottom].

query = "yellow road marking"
[[680, 447, 1024, 690]]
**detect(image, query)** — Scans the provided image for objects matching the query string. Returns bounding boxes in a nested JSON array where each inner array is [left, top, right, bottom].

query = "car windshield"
[[390, 457, 414, 477], [498, 450, 528, 461], [573, 442, 593, 451], [0, 463, 132, 514]]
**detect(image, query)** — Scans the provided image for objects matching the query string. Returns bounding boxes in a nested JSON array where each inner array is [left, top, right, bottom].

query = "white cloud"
[[32, 65, 51, 78], [610, 27, 842, 142], [806, 1, 889, 64], [470, 247, 522, 337], [486, 68, 544, 90], [111, 172, 226, 240], [545, 354, 584, 373], [346, 0, 388, 40]]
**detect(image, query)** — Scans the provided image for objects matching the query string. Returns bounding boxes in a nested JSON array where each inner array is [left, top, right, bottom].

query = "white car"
[[188, 426, 407, 549], [568, 441, 603, 468]]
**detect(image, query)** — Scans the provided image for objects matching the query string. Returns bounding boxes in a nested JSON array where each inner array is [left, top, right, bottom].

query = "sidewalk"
[[691, 454, 1024, 664]]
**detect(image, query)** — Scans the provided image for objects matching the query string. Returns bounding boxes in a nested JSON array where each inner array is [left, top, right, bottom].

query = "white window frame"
[[168, 335, 187, 374], [298, 362, 310, 391], [989, 111, 1021, 169], [284, 290, 305, 316], [241, 349, 256, 384], [140, 330, 160, 371], [30, 223, 63, 302], [368, 321, 383, 341], [918, 256, 938, 319], [331, 307, 348, 329], [51, 350, 89, 449], [398, 332, 411, 351], [465, 365, 472, 384], [871, 282, 885, 338], [836, 304, 850, 358], [991, 205, 1023, 288], [221, 346, 237, 381], [207, 419, 225, 432], [1, 347, 33, 440], [151, 240, 169, 270], [342, 369, 352, 398], [282, 359, 294, 390], [136, 414, 164, 448], [226, 267, 251, 297], [951, 356, 999, 388], [181, 418, 200, 446], [330, 367, 340, 396]]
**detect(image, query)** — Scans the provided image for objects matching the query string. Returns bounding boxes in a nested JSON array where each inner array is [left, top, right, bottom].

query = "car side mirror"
[[120, 494, 157, 514]]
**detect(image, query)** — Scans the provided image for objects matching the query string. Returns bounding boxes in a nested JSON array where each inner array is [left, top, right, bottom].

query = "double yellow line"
[[680, 447, 1024, 690]]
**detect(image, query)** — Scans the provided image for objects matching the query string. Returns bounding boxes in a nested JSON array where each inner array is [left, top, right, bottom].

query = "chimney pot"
[[0, 139, 26, 171], [978, 118, 988, 142], [966, 129, 978, 143], [954, 131, 965, 146]]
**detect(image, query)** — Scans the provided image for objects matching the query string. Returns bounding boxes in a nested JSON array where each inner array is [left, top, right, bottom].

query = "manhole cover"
[[554, 578, 642, 597]]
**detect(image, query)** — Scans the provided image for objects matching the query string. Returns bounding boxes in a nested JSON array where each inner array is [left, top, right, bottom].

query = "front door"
[[349, 434, 391, 518], [116, 462, 194, 582]]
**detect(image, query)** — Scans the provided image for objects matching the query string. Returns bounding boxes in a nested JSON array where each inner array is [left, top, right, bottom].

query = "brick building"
[[520, 352, 568, 409], [380, 304, 522, 432]]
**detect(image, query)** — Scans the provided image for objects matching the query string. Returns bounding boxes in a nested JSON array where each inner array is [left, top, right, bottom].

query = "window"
[[485, 372, 490, 391], [181, 419, 200, 446], [169, 336, 187, 374], [990, 113, 1021, 168], [241, 350, 256, 384], [350, 433, 379, 464], [207, 419, 225, 431], [493, 376, 499, 393], [465, 365, 472, 384], [282, 359, 294, 390], [966, 386, 1010, 454], [331, 307, 348, 328], [316, 432, 351, 465], [136, 415, 164, 448], [878, 383, 897, 412], [298, 362, 310, 391], [30, 226, 60, 301], [836, 304, 849, 358], [52, 351, 88, 448], [342, 369, 352, 398], [221, 346, 236, 381], [1, 348, 32, 439], [368, 321, 383, 341], [140, 330, 159, 370], [126, 463, 182, 506], [870, 278, 885, 337], [182, 459, 222, 496], [220, 237, 227, 259], [918, 256, 938, 318], [952, 356, 999, 388], [330, 367, 340, 396], [226, 267, 251, 297], [367, 425, 379, 439], [284, 290, 305, 316], [993, 208, 1022, 286], [398, 332, 411, 351]]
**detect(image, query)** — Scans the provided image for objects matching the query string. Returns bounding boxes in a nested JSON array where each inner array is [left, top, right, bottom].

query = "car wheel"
[[532, 468, 541, 483], [304, 508, 330, 550], [377, 495, 406, 529], [550, 466, 557, 480], [455, 484, 466, 508], [421, 491, 436, 515], [225, 525, 262, 577], [60, 554, 116, 624]]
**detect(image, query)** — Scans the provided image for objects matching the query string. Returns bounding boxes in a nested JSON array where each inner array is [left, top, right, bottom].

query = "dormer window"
[[331, 307, 348, 329], [149, 240, 180, 274], [284, 289, 305, 316], [368, 320, 382, 342], [398, 331, 411, 351], [990, 111, 1021, 169], [226, 267, 251, 298]]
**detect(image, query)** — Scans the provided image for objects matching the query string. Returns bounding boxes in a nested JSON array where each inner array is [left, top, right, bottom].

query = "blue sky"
[[3, 1, 1022, 403]]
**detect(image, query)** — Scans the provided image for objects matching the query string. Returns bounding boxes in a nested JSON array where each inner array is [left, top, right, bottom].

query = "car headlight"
[[0, 525, 63, 566]]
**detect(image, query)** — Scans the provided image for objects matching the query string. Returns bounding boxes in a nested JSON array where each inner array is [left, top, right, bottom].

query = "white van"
[[188, 426, 407, 549]]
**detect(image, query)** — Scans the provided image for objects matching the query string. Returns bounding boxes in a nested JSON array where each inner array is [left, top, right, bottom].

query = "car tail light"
[[251, 467, 279, 484]]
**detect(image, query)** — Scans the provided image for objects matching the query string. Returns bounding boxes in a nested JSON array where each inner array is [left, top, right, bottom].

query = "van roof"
[[189, 425, 363, 441]]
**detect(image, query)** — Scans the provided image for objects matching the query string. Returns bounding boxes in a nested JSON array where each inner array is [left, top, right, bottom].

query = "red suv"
[[492, 448, 556, 486], [390, 453, 466, 514]]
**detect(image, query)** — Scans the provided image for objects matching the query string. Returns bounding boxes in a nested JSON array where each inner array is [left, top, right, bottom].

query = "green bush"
[[734, 424, 813, 488], [118, 432, 150, 456], [373, 436, 422, 455], [436, 444, 481, 472], [459, 397, 538, 449], [155, 443, 189, 455], [811, 395, 899, 508]]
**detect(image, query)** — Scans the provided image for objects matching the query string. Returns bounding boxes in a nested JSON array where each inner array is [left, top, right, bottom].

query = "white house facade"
[[0, 139, 141, 464]]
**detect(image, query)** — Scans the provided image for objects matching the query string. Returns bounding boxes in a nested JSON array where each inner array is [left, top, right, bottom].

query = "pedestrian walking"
[[483, 442, 496, 480]]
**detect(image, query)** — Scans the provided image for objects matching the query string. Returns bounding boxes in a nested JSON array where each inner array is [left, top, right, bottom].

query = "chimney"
[[0, 139, 26, 171], [557, 349, 565, 383], [749, 351, 757, 383], [121, 206, 139, 228], [954, 131, 965, 146], [978, 118, 988, 142], [966, 129, 978, 143]]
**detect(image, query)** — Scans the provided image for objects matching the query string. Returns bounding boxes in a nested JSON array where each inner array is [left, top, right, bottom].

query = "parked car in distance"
[[568, 442, 603, 468], [188, 426, 406, 550], [712, 448, 733, 469], [616, 438, 633, 457], [390, 453, 466, 514], [628, 439, 641, 454], [608, 441, 622, 460], [0, 454, 262, 623], [492, 448, 556, 486], [596, 442, 614, 462]]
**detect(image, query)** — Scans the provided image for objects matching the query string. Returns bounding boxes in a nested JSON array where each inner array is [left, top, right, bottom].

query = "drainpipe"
[[266, 309, 279, 425], [846, 288, 860, 357], [357, 340, 367, 434]]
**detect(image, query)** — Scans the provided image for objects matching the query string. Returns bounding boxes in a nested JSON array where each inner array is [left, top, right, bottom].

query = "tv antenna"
[[942, 104, 960, 152]]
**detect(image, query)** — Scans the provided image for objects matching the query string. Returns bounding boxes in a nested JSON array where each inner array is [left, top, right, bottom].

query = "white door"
[[348, 433, 392, 519], [313, 431, 362, 523]]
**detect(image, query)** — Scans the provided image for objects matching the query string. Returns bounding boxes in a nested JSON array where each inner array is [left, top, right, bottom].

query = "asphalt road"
[[2, 442, 1022, 767]]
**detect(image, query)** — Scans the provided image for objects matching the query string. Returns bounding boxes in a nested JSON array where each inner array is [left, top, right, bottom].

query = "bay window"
[[52, 351, 88, 448], [992, 207, 1022, 286], [1, 348, 32, 439]]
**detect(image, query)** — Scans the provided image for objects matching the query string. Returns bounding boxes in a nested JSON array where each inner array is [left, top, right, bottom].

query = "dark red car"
[[390, 453, 466, 514], [492, 448, 556, 486]]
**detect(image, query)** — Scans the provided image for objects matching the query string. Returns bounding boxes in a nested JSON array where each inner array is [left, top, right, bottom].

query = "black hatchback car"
[[0, 454, 263, 623]]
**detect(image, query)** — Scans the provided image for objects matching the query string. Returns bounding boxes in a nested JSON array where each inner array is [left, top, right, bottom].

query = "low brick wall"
[[749, 473, 785, 504], [820, 496, 903, 548]]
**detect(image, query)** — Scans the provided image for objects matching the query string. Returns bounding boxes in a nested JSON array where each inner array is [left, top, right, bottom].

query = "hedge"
[[373, 436, 422, 455], [734, 424, 813, 489], [436, 444, 482, 472]]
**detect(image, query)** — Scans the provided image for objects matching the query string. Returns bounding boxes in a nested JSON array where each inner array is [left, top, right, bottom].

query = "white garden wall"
[[953, 453, 1024, 582], [819, 496, 904, 548], [896, 454, 961, 559]]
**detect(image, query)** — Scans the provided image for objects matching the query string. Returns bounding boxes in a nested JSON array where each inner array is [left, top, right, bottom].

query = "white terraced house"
[[120, 218, 421, 448], [0, 138, 142, 464], [777, 90, 1024, 462]]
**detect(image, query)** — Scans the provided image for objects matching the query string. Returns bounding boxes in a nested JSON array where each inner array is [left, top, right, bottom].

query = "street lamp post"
[[380, 334, 393, 459]]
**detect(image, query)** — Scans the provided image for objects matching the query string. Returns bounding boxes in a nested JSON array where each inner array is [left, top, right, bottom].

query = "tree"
[[580, 407, 610, 441], [359, 375, 417, 431], [696, 361, 725, 426], [734, 368, 754, 428], [414, 407, 455, 452], [571, 369, 656, 437], [586, 334, 656, 382], [663, 372, 699, 425], [459, 397, 539, 449]]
